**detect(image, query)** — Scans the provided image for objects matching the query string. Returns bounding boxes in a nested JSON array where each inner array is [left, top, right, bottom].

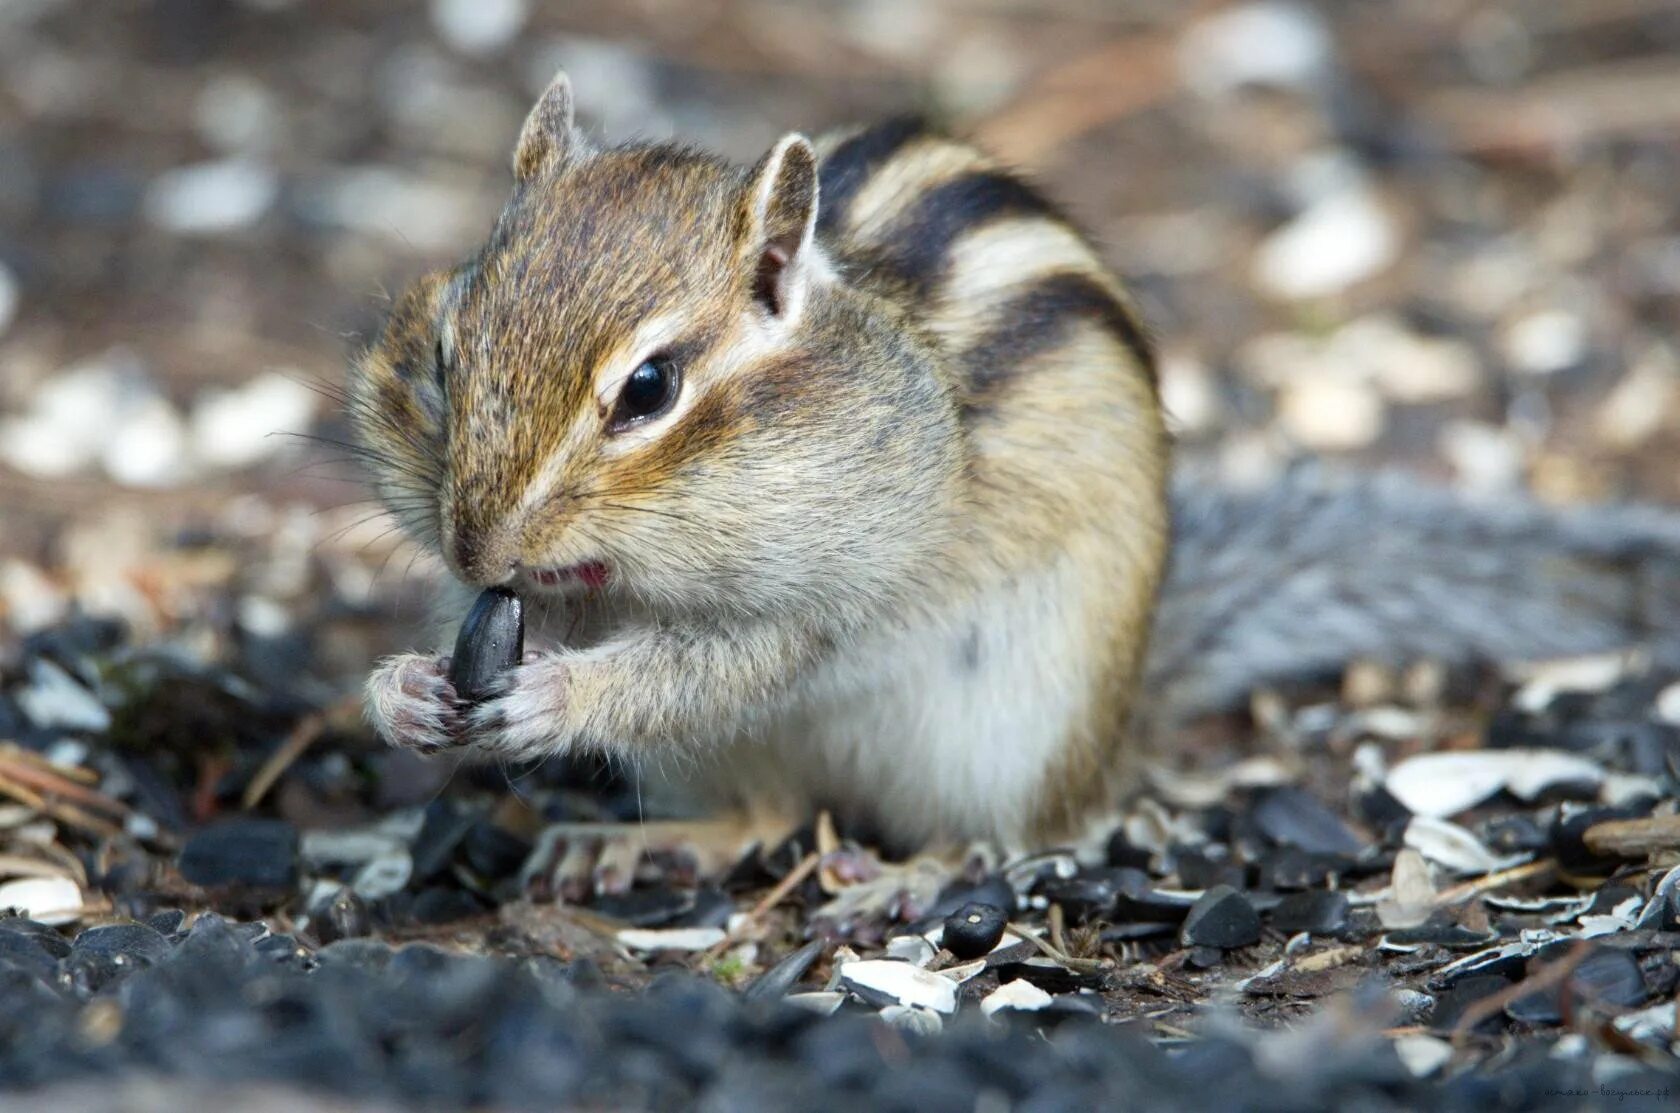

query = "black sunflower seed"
[[449, 587, 525, 703]]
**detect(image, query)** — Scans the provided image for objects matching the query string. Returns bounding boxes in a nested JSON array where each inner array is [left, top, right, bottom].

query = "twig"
[[700, 850, 822, 962], [0, 743, 98, 784], [1434, 859, 1557, 907], [191, 753, 230, 823], [1422, 58, 1680, 156], [0, 750, 131, 818], [747, 851, 821, 921], [0, 854, 80, 882], [1582, 814, 1680, 858], [815, 810, 844, 895], [0, 775, 125, 840], [1006, 920, 1106, 973], [976, 33, 1176, 165], [1048, 901, 1069, 958], [242, 712, 327, 810]]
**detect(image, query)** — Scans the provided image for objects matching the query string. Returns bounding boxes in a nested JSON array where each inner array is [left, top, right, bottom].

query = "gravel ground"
[[2, 913, 1671, 1113], [3, 1, 1680, 1110]]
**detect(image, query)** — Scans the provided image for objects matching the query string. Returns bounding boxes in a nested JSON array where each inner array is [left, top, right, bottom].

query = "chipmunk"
[[353, 72, 1680, 862], [354, 71, 1163, 856]]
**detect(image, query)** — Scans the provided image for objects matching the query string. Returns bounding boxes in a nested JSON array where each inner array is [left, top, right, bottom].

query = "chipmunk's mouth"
[[526, 561, 611, 591]]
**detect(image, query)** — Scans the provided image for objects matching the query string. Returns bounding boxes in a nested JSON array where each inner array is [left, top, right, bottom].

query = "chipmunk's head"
[[351, 72, 956, 614]]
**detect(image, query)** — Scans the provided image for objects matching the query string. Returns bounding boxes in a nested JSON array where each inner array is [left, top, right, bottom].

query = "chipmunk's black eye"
[[609, 355, 680, 430]]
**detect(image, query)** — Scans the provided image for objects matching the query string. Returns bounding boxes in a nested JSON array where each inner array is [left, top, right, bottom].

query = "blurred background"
[[3, 0, 1680, 695]]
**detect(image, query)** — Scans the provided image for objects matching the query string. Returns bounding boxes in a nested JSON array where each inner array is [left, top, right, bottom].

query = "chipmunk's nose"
[[449, 523, 517, 587]]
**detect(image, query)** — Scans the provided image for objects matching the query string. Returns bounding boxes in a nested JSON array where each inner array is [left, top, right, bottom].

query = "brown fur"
[[352, 76, 1167, 853]]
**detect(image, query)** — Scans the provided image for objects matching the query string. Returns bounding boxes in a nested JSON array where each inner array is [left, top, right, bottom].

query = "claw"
[[520, 818, 787, 904], [592, 839, 642, 896]]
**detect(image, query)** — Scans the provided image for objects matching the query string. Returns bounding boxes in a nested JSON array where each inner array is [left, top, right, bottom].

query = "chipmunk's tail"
[[1143, 465, 1680, 725]]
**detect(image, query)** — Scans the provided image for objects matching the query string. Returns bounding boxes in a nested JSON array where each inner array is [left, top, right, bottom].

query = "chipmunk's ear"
[[513, 71, 578, 181], [743, 133, 819, 320]]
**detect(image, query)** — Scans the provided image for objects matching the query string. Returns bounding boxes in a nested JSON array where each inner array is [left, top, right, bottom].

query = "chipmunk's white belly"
[[708, 556, 1099, 849]]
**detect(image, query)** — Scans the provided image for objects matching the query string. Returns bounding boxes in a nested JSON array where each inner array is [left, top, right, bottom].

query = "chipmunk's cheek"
[[525, 561, 611, 592]]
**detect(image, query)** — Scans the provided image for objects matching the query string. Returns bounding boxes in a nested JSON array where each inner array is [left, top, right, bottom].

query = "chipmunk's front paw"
[[365, 653, 463, 754], [466, 653, 573, 763]]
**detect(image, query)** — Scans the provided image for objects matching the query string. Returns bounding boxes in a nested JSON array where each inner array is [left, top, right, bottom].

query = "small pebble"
[[879, 1003, 943, 1036], [431, 0, 528, 55], [838, 959, 958, 1015], [0, 351, 169, 481], [71, 922, 171, 964], [1502, 309, 1586, 376], [1258, 847, 1339, 891], [0, 927, 61, 982], [104, 394, 190, 487], [143, 158, 278, 234], [930, 874, 1016, 920], [1385, 749, 1603, 819], [885, 934, 937, 967], [743, 940, 824, 1002], [941, 902, 1007, 960], [1186, 944, 1226, 969], [299, 827, 409, 869], [980, 978, 1053, 1018], [188, 371, 318, 469], [1384, 919, 1498, 949], [1180, 885, 1261, 949], [783, 991, 845, 1016], [350, 852, 414, 900], [1112, 870, 1197, 923], [1178, 2, 1331, 95], [178, 819, 299, 889], [616, 927, 726, 953], [593, 887, 697, 928], [0, 876, 83, 926], [1393, 1034, 1453, 1078], [15, 658, 111, 733], [1270, 890, 1350, 935], [319, 887, 371, 942], [299, 167, 489, 252], [461, 819, 531, 880], [1403, 816, 1526, 875], [1391, 989, 1436, 1024], [1036, 874, 1118, 924], [1594, 351, 1677, 449], [193, 75, 280, 155], [1253, 183, 1398, 301], [1252, 787, 1366, 857], [1510, 947, 1647, 1024], [1174, 846, 1244, 890]]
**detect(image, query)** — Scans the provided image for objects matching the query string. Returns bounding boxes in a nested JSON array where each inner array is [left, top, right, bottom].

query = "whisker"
[[314, 510, 406, 550]]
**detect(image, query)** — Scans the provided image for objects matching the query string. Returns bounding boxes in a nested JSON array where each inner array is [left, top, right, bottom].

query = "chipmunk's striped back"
[[801, 118, 1168, 844], [813, 119, 1156, 421]]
